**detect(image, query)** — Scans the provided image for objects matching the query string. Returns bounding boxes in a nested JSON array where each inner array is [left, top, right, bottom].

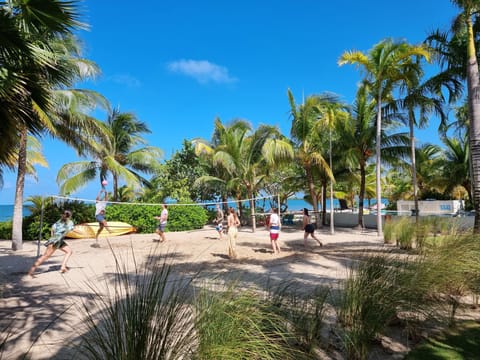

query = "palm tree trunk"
[[236, 195, 243, 224], [409, 110, 420, 223], [357, 164, 366, 228], [12, 127, 28, 250], [375, 93, 383, 236], [248, 188, 256, 233], [322, 183, 327, 226], [306, 167, 320, 228], [113, 175, 119, 201], [221, 195, 227, 213], [465, 14, 480, 234]]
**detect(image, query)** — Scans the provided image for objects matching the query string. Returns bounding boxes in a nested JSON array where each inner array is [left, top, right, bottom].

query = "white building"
[[396, 200, 465, 216]]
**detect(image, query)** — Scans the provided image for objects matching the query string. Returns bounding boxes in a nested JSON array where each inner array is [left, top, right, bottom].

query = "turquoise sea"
[[0, 205, 31, 222], [260, 198, 388, 212]]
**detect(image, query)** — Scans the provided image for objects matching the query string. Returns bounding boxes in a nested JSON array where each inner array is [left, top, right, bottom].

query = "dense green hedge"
[[105, 203, 208, 232], [5, 201, 209, 241], [0, 221, 12, 240]]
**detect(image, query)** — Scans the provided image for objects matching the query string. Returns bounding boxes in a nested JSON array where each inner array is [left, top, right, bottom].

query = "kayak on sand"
[[65, 221, 136, 239]]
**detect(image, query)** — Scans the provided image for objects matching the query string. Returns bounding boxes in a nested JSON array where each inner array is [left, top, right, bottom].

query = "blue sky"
[[0, 0, 460, 204]]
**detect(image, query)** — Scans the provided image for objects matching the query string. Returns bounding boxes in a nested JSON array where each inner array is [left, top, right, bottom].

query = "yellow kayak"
[[65, 221, 136, 239]]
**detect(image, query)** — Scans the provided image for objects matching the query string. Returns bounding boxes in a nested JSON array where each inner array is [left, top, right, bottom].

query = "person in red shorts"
[[268, 207, 281, 254]]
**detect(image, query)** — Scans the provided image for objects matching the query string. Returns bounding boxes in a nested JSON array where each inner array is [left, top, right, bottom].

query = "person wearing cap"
[[28, 210, 75, 276]]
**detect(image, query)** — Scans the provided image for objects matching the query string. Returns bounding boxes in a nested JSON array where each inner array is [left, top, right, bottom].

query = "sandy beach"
[[0, 225, 387, 359]]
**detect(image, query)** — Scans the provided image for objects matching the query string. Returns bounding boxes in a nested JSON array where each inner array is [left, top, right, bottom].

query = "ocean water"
[[273, 198, 387, 212], [246, 198, 388, 212], [0, 205, 31, 222]]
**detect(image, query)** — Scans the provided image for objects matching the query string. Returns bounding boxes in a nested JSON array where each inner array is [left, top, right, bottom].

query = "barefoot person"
[[268, 207, 281, 254], [28, 210, 75, 276], [154, 204, 168, 242], [303, 208, 322, 247], [92, 188, 110, 248], [227, 207, 240, 259], [214, 204, 224, 240]]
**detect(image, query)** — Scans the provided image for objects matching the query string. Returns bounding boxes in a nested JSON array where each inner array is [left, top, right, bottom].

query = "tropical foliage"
[[2, 3, 480, 360], [56, 108, 163, 201]]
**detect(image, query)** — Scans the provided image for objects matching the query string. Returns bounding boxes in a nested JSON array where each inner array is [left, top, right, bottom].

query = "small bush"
[[397, 222, 415, 250], [78, 253, 197, 359], [22, 200, 93, 240], [383, 219, 396, 244], [336, 255, 408, 360], [0, 221, 12, 240], [271, 285, 330, 354], [195, 285, 303, 360]]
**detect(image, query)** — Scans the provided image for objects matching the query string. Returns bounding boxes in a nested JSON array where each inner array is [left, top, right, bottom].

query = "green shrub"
[[415, 219, 432, 252], [78, 253, 197, 359], [167, 204, 208, 231], [383, 218, 396, 244], [22, 200, 93, 240], [397, 221, 415, 250], [0, 221, 12, 240], [106, 203, 160, 233], [106, 203, 208, 232], [336, 255, 409, 360], [195, 285, 303, 360], [21, 201, 209, 239], [270, 284, 330, 354]]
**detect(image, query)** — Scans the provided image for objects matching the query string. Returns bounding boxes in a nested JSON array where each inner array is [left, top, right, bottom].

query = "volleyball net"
[[46, 193, 281, 211]]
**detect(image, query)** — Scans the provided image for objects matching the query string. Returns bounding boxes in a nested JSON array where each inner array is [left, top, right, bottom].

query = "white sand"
[[0, 225, 386, 359]]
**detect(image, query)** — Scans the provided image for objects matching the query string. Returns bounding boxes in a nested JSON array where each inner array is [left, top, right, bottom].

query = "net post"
[[37, 196, 45, 257]]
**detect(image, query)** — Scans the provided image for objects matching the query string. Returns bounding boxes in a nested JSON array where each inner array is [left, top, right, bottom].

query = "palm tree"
[[438, 134, 471, 202], [338, 38, 430, 235], [432, 0, 480, 232], [336, 83, 377, 228], [288, 89, 332, 229], [316, 93, 349, 234], [413, 144, 445, 198], [57, 108, 163, 200], [0, 0, 101, 250], [193, 118, 250, 211], [0, 0, 85, 164], [10, 40, 107, 250], [194, 118, 293, 232], [392, 71, 450, 222]]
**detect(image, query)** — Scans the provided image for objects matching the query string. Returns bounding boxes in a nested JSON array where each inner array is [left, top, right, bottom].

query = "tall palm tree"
[[57, 108, 163, 200], [0, 0, 85, 164], [442, 0, 480, 232], [338, 38, 430, 235], [316, 93, 349, 234], [288, 89, 332, 229], [0, 0, 101, 250], [193, 118, 250, 208], [11, 39, 107, 250], [336, 83, 377, 228], [391, 71, 450, 222]]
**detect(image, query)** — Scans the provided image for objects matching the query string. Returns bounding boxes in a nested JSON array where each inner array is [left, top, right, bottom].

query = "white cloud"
[[167, 59, 237, 84]]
